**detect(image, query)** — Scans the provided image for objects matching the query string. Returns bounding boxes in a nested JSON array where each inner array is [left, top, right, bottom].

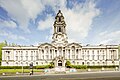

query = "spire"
[[58, 10, 61, 13], [55, 10, 64, 21]]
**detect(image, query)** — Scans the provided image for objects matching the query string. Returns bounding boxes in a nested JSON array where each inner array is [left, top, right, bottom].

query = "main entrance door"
[[58, 60, 62, 66]]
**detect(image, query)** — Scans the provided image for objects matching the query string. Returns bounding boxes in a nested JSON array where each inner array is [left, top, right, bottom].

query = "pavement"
[[1, 71, 120, 80]]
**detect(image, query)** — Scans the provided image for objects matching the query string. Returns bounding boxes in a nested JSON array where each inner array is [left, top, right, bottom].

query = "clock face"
[[58, 35, 62, 39], [57, 34, 63, 42]]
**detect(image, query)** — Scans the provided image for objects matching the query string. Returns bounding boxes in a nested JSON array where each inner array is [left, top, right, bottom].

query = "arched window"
[[45, 46, 49, 54], [58, 60, 62, 66], [42, 50, 44, 54]]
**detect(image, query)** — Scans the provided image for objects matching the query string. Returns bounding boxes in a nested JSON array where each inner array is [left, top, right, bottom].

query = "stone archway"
[[58, 60, 62, 66]]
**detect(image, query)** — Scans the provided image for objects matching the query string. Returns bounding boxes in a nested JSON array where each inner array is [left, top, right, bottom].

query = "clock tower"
[[52, 10, 68, 45]]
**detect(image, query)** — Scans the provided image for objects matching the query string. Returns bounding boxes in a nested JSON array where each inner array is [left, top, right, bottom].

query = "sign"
[[29, 63, 33, 69]]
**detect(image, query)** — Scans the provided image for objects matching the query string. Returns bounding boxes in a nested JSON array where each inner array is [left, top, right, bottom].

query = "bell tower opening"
[[58, 27, 61, 32], [59, 17, 61, 22]]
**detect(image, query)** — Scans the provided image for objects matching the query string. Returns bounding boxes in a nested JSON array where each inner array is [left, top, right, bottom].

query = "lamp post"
[[30, 62, 33, 75]]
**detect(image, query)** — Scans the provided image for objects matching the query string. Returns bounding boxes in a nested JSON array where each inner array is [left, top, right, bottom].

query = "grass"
[[0, 69, 43, 74]]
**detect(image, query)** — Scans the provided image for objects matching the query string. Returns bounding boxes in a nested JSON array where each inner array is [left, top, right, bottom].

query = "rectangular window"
[[82, 55, 85, 60], [72, 55, 75, 59], [92, 55, 95, 60], [36, 53, 38, 60], [20, 53, 23, 60], [46, 55, 49, 59], [21, 56, 23, 60], [68, 55, 70, 59], [76, 55, 78, 59], [31, 56, 33, 60], [87, 55, 90, 60], [42, 55, 44, 59], [26, 56, 28, 60], [31, 53, 33, 60], [16, 56, 18, 60], [50, 55, 52, 59]]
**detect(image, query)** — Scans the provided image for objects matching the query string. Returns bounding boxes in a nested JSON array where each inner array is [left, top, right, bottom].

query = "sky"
[[0, 0, 120, 46]]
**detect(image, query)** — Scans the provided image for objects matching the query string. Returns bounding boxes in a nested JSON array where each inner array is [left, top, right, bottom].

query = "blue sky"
[[0, 0, 120, 45]]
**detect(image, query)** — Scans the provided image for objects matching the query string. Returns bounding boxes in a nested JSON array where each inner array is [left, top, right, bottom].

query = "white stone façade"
[[1, 10, 119, 66]]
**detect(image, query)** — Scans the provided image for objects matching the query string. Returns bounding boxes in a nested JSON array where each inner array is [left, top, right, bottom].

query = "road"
[[1, 71, 120, 80]]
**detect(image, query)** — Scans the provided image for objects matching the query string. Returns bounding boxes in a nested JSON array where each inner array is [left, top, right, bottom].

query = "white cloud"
[[0, 30, 27, 41], [0, 0, 101, 43], [0, 19, 17, 28], [37, 0, 100, 42], [38, 15, 54, 30], [63, 1, 100, 42], [0, 0, 44, 33], [99, 30, 120, 44]]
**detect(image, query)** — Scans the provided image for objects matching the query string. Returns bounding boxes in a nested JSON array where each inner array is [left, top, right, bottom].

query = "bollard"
[[88, 68, 91, 72], [101, 67, 104, 71], [2, 73, 5, 76], [16, 72, 19, 75], [115, 67, 118, 71]]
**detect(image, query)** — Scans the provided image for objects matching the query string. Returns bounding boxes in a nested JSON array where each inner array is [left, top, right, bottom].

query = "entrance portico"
[[54, 56, 65, 67], [58, 60, 62, 66]]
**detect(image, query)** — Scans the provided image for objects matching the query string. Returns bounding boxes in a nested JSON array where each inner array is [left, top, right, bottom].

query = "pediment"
[[38, 43, 56, 48], [66, 43, 82, 48]]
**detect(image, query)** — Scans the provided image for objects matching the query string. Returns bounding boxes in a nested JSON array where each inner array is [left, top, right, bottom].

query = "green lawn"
[[0, 69, 43, 74]]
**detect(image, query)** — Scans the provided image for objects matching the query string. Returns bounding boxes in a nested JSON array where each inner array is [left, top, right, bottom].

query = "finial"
[[58, 10, 61, 13]]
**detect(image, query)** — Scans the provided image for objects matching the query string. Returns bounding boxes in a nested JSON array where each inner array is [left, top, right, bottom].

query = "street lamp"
[[30, 62, 33, 75]]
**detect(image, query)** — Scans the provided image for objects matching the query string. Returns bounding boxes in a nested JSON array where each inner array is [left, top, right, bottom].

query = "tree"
[[49, 62, 55, 68], [4, 40, 7, 46], [0, 41, 7, 65], [65, 60, 71, 68]]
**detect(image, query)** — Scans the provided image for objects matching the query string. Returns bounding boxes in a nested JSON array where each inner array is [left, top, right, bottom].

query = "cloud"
[[63, 1, 100, 42], [37, 0, 100, 42], [0, 30, 27, 41], [0, 0, 44, 33], [99, 30, 120, 44], [0, 0, 101, 44], [0, 19, 17, 28], [38, 15, 54, 30]]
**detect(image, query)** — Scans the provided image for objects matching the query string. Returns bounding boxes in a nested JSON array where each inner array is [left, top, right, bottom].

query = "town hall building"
[[1, 10, 119, 67]]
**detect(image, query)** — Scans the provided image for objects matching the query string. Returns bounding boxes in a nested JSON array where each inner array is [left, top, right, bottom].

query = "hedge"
[[0, 65, 118, 69], [36, 65, 50, 69], [0, 65, 54, 69], [67, 65, 118, 69], [70, 65, 87, 69], [87, 65, 119, 69], [0, 66, 36, 69]]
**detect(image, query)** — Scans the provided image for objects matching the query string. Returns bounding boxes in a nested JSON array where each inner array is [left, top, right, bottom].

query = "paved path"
[[1, 71, 120, 80]]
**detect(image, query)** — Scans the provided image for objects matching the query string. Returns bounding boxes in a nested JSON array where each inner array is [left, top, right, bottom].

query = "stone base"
[[54, 66, 66, 72]]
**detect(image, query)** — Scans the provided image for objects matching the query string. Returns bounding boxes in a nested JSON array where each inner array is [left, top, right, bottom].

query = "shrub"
[[65, 60, 71, 68], [0, 66, 36, 69], [36, 65, 50, 69], [87, 65, 118, 69], [49, 62, 55, 68], [0, 66, 22, 69], [70, 65, 87, 69]]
